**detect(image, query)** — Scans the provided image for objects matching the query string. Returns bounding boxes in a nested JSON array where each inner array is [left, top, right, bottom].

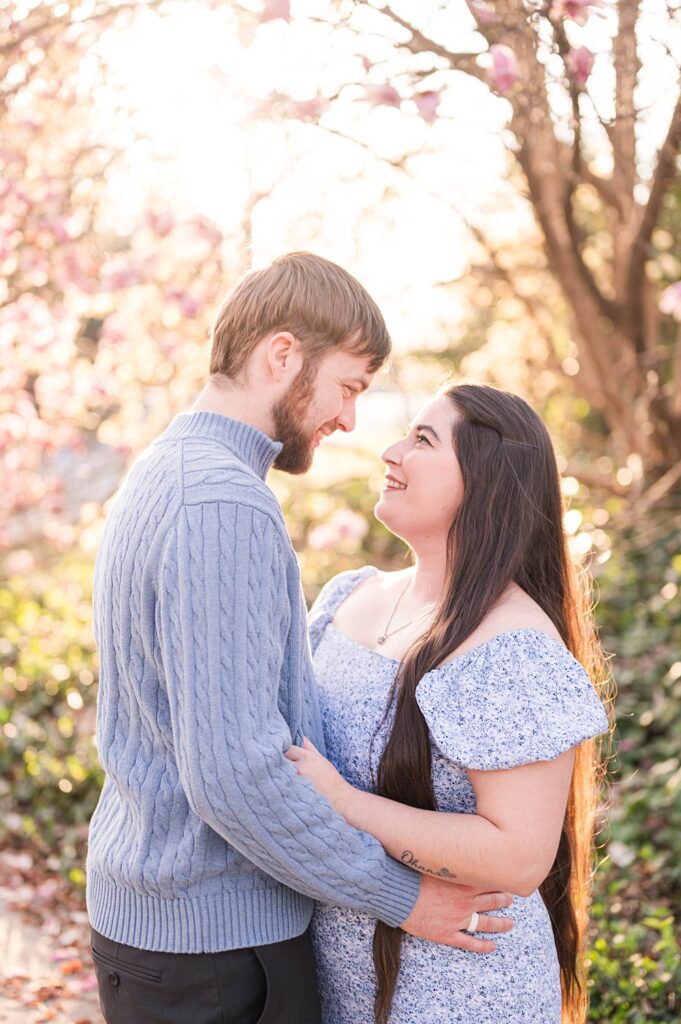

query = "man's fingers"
[[473, 891, 514, 913], [472, 914, 514, 934], [448, 933, 497, 954]]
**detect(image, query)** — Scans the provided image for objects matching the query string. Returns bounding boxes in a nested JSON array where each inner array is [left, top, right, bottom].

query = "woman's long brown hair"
[[372, 384, 610, 1024]]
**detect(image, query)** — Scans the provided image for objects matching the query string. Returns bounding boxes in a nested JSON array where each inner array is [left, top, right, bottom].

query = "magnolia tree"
[[265, 0, 681, 499], [0, 0, 230, 564], [3, 0, 680, 568]]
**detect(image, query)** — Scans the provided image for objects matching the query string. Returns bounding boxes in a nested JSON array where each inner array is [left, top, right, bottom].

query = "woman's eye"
[[415, 433, 432, 446]]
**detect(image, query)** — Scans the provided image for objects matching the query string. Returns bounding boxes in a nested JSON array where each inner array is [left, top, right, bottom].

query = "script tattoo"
[[400, 850, 457, 879]]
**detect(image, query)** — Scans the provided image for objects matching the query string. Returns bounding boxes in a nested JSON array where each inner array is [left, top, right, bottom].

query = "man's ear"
[[266, 331, 304, 384]]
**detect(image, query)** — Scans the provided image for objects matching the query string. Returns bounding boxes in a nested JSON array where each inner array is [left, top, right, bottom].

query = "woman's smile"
[[383, 474, 407, 492]]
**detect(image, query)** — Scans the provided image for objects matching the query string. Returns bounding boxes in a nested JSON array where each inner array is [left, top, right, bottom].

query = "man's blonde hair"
[[210, 252, 391, 378]]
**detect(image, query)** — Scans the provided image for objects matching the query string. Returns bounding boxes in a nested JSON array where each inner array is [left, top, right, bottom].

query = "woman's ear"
[[266, 331, 304, 384]]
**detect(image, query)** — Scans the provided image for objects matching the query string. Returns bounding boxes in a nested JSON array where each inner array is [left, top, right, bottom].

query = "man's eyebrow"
[[347, 377, 371, 393], [413, 423, 441, 442]]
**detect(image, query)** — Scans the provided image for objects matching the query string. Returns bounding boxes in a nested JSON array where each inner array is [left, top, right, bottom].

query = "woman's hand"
[[285, 737, 355, 818]]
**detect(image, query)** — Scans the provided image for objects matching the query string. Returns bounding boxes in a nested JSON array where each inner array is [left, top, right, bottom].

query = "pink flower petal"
[[286, 96, 328, 122], [364, 83, 402, 109], [259, 0, 290, 22], [414, 90, 442, 125], [487, 44, 519, 93], [553, 0, 604, 26], [566, 45, 594, 86]]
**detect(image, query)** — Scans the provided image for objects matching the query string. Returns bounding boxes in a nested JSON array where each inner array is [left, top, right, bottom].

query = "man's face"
[[272, 348, 376, 474]]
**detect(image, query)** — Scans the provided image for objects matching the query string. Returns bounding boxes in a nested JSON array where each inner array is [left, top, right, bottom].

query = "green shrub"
[[1, 511, 678, 1019], [587, 895, 680, 1022], [0, 560, 102, 882]]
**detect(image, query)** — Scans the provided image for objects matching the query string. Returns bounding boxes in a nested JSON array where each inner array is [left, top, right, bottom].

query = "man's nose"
[[336, 400, 357, 433]]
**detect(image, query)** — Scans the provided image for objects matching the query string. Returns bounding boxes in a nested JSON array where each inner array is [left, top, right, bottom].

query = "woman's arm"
[[286, 739, 575, 897]]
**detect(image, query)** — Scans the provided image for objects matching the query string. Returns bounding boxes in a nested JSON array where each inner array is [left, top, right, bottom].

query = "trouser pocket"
[[92, 944, 163, 984], [90, 928, 264, 1024]]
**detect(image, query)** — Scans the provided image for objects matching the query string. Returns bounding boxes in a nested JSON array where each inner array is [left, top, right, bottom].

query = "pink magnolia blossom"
[[659, 281, 681, 321], [165, 287, 202, 317], [414, 90, 442, 125], [100, 321, 126, 344], [308, 509, 368, 551], [331, 509, 368, 542], [285, 96, 328, 122], [566, 45, 595, 86], [259, 0, 290, 22], [2, 548, 34, 576], [144, 209, 175, 237], [41, 215, 72, 244], [553, 0, 603, 25], [466, 1, 499, 26], [188, 215, 223, 247], [307, 523, 337, 551], [57, 248, 98, 293], [365, 83, 402, 109], [487, 44, 519, 93], [100, 257, 143, 292]]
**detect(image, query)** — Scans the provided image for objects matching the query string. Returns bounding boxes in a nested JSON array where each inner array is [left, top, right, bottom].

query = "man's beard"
[[272, 362, 319, 474]]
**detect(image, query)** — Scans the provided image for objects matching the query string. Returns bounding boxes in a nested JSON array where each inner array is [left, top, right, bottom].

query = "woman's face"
[[375, 396, 465, 548]]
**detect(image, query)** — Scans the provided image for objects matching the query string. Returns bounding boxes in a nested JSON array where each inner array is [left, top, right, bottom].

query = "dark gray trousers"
[[91, 928, 321, 1024]]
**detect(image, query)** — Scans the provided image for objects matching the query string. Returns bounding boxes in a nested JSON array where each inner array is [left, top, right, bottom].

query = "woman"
[[286, 384, 610, 1024]]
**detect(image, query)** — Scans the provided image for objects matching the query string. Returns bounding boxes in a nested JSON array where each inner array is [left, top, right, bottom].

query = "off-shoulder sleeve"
[[415, 629, 609, 770], [308, 566, 377, 654]]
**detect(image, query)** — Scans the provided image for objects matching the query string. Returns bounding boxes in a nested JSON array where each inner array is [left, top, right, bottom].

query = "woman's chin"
[[374, 498, 402, 537]]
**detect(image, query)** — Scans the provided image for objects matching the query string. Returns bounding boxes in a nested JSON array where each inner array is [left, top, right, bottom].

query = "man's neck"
[[191, 379, 275, 438]]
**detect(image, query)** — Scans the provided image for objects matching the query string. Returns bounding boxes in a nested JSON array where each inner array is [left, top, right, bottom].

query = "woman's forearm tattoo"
[[400, 850, 457, 879]]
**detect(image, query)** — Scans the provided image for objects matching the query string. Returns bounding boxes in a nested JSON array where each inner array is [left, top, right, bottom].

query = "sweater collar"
[[163, 411, 283, 480]]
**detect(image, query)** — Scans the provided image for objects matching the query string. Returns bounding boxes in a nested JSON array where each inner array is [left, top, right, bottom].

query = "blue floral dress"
[[308, 567, 609, 1024]]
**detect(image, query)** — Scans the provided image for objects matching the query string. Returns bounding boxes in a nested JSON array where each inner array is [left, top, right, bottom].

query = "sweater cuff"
[[364, 856, 422, 928]]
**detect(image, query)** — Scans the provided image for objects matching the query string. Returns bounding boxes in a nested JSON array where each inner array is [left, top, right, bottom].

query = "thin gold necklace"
[[377, 579, 436, 645]]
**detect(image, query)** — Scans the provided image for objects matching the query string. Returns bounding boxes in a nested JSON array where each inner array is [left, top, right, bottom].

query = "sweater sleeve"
[[157, 499, 420, 927]]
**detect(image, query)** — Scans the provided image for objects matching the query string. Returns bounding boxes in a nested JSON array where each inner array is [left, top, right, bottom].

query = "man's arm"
[[291, 744, 575, 897], [157, 498, 420, 927]]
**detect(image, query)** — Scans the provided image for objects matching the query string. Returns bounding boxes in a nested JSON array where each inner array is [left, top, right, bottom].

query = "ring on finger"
[[465, 911, 479, 933]]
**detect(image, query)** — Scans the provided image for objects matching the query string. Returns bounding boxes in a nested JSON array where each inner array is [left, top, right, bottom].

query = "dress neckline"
[[325, 619, 571, 675], [325, 565, 574, 675]]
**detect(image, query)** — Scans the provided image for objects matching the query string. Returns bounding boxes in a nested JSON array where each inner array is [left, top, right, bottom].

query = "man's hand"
[[401, 876, 514, 953]]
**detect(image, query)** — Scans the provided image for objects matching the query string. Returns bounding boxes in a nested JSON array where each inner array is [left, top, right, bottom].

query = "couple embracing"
[[86, 252, 608, 1024]]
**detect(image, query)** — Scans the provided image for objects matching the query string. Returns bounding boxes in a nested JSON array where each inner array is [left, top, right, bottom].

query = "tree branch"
[[367, 3, 487, 82], [628, 90, 681, 292]]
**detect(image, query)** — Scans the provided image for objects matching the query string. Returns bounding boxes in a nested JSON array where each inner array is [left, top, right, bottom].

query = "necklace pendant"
[[377, 635, 386, 645]]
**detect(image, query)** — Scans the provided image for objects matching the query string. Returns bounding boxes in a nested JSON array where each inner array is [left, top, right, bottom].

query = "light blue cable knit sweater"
[[86, 411, 420, 954]]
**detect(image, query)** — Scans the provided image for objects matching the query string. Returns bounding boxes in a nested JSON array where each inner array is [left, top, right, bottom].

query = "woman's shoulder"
[[312, 565, 379, 607], [440, 587, 562, 668], [415, 593, 608, 770]]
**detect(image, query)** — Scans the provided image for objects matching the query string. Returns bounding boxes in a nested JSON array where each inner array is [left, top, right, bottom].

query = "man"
[[87, 252, 510, 1023]]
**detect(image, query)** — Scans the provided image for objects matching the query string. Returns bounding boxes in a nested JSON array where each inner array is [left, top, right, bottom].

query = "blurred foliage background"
[[1, 1, 680, 1020]]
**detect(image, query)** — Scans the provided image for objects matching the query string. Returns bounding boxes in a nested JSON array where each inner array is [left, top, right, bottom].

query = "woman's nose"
[[382, 441, 402, 465]]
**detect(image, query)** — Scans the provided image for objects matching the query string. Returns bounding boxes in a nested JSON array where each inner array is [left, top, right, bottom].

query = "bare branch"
[[0, 0, 168, 57], [365, 3, 487, 81], [630, 460, 681, 516], [573, 162, 625, 217], [629, 90, 681, 289], [612, 0, 641, 210]]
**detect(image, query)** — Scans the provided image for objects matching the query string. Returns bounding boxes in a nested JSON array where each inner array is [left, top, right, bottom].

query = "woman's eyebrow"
[[414, 423, 441, 442]]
